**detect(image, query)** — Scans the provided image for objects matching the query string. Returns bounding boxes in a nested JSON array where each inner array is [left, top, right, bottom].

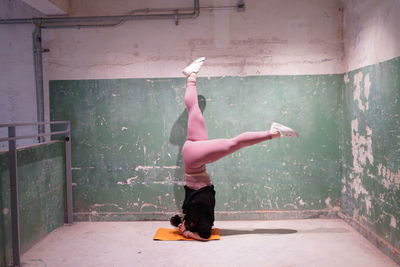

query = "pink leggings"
[[182, 79, 278, 174]]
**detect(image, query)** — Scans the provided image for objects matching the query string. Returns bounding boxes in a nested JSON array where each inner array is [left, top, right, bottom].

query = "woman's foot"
[[183, 57, 206, 77], [271, 122, 299, 137]]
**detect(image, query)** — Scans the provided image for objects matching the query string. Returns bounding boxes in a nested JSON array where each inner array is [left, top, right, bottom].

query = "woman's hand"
[[178, 222, 186, 234], [178, 221, 208, 241], [178, 222, 191, 238]]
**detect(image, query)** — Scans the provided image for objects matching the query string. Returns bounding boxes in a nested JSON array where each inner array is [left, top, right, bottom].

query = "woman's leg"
[[181, 57, 299, 171], [183, 121, 299, 171], [185, 76, 208, 141], [183, 130, 280, 171]]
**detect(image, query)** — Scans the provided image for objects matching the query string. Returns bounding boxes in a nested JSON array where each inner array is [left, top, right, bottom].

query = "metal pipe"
[[33, 26, 45, 142], [8, 127, 21, 267], [0, 0, 200, 28], [0, 130, 70, 142], [200, 5, 236, 10], [0, 121, 70, 127]]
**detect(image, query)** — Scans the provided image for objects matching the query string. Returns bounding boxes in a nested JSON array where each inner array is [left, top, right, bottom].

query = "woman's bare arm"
[[178, 222, 209, 241], [183, 230, 209, 241]]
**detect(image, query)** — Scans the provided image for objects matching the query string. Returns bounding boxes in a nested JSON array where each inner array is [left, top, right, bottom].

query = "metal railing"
[[0, 121, 73, 267]]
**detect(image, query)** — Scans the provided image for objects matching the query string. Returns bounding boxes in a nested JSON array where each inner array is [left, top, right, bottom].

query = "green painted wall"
[[49, 75, 343, 220], [0, 142, 66, 267], [341, 57, 400, 251]]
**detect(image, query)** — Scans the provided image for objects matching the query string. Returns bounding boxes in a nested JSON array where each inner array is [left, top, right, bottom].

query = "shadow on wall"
[[169, 95, 207, 210]]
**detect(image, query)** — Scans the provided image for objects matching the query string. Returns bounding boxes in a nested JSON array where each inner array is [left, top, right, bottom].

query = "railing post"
[[8, 126, 21, 267], [65, 122, 73, 224], [0, 121, 73, 265]]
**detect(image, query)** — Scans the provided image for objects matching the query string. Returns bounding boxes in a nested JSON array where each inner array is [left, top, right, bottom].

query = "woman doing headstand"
[[170, 57, 299, 241]]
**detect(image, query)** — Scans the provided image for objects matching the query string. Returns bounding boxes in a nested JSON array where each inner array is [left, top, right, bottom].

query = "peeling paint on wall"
[[134, 165, 180, 171], [351, 118, 373, 173], [390, 215, 397, 228], [117, 176, 138, 185], [378, 164, 400, 189], [342, 56, 400, 252], [353, 72, 370, 111]]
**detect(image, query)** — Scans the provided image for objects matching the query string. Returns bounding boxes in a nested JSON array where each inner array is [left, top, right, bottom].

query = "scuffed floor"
[[22, 219, 397, 267]]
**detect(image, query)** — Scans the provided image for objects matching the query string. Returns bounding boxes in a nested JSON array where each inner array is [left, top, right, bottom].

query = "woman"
[[170, 57, 299, 240]]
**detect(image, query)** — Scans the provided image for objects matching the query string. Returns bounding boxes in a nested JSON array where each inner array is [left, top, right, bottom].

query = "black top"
[[182, 185, 216, 239]]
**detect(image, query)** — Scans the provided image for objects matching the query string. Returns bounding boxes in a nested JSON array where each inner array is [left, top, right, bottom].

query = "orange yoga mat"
[[153, 228, 220, 241]]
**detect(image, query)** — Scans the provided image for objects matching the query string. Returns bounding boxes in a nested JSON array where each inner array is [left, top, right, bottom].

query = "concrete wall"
[[341, 0, 400, 260], [0, 1, 43, 150], [43, 0, 344, 79], [344, 0, 400, 70]]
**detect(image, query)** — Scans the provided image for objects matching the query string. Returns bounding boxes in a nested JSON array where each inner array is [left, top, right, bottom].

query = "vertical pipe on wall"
[[8, 127, 21, 267], [33, 26, 45, 142]]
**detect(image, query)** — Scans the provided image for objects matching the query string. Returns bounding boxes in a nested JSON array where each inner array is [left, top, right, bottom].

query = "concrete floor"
[[21, 219, 397, 267]]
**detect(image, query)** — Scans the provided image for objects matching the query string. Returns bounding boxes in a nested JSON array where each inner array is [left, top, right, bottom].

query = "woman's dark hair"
[[170, 214, 182, 227]]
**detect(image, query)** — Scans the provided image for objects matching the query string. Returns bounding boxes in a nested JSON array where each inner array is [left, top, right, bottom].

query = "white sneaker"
[[271, 122, 299, 137], [182, 57, 206, 76]]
